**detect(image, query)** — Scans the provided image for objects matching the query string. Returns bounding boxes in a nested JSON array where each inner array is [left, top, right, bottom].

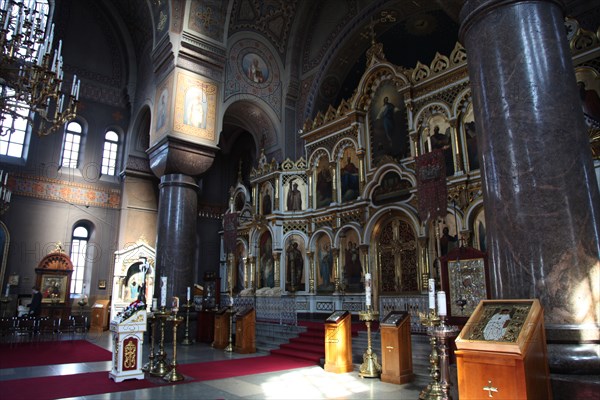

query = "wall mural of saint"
[[242, 53, 269, 84], [370, 82, 409, 164]]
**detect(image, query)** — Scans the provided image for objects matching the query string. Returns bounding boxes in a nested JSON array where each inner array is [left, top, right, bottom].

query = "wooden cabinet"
[[90, 300, 110, 332], [196, 310, 215, 343], [212, 307, 230, 349], [380, 311, 414, 384], [235, 307, 255, 354], [455, 299, 551, 400], [324, 310, 353, 373]]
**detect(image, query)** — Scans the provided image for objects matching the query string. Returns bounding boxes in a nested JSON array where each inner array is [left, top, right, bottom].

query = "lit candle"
[[437, 291, 447, 316], [160, 276, 167, 308], [364, 273, 372, 307], [186, 286, 190, 302], [428, 278, 435, 310]]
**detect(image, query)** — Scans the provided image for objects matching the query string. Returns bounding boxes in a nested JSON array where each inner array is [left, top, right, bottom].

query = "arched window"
[[70, 224, 89, 294], [101, 130, 119, 176], [61, 121, 82, 168]]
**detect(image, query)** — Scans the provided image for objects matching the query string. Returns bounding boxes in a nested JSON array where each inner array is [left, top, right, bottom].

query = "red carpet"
[[0, 354, 316, 399], [178, 354, 316, 380], [0, 340, 112, 368]]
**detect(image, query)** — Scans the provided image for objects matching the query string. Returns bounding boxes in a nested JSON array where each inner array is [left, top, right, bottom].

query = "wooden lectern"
[[196, 310, 215, 343], [90, 299, 110, 332], [380, 311, 414, 384], [455, 299, 551, 400], [235, 307, 256, 354], [324, 310, 353, 373], [212, 307, 230, 349]]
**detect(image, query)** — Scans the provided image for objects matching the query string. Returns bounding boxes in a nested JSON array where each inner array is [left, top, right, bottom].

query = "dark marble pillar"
[[460, 0, 600, 372], [155, 174, 198, 303], [148, 136, 216, 306]]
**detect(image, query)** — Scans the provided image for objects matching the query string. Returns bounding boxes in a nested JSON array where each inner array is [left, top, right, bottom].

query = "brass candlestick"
[[419, 309, 442, 400], [431, 316, 459, 400], [142, 313, 157, 372], [358, 308, 381, 378], [181, 302, 193, 345], [224, 302, 234, 352], [164, 315, 184, 382], [149, 310, 171, 377]]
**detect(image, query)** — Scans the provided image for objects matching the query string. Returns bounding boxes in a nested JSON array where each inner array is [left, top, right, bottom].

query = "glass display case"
[[201, 271, 220, 310]]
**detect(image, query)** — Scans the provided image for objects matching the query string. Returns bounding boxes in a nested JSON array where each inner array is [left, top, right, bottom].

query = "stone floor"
[[0, 328, 428, 399]]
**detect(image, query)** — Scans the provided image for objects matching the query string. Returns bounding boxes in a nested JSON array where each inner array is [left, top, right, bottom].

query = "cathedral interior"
[[0, 0, 599, 398]]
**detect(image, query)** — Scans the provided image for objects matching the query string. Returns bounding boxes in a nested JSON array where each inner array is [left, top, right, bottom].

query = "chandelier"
[[0, 0, 79, 137]]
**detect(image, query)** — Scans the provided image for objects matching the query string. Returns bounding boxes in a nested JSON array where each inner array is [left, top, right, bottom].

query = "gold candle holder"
[[181, 301, 193, 345], [163, 315, 184, 382], [358, 308, 381, 378], [142, 313, 156, 372], [419, 309, 443, 400], [149, 310, 171, 377], [224, 302, 234, 352]]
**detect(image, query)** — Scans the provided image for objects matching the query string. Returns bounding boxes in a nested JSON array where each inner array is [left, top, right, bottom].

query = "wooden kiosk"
[[212, 307, 230, 349], [235, 306, 256, 353], [380, 311, 414, 384], [324, 310, 353, 373], [454, 299, 551, 400]]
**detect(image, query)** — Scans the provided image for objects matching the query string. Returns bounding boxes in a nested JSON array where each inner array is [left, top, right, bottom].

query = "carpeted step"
[[290, 336, 323, 346], [270, 347, 322, 363], [280, 341, 324, 355]]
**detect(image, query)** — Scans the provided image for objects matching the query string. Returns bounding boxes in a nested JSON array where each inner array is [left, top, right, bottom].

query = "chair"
[[37, 317, 59, 341], [61, 315, 88, 340], [15, 316, 37, 342], [0, 317, 16, 343]]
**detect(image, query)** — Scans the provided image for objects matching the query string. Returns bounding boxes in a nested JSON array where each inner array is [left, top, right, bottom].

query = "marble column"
[[460, 0, 600, 373], [155, 174, 198, 303], [148, 136, 216, 306]]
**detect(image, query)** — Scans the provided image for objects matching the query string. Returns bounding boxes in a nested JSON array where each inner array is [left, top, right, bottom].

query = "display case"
[[35, 248, 74, 320], [454, 299, 551, 399], [440, 246, 490, 326], [202, 271, 220, 310]]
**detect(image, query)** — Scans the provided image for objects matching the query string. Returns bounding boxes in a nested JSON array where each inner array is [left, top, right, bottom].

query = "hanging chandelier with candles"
[[0, 0, 79, 137]]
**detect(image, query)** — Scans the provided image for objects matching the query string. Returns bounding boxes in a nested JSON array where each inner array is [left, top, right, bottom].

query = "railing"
[[379, 294, 429, 334]]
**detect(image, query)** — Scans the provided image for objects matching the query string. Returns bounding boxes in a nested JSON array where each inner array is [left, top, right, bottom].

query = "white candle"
[[152, 298, 157, 311], [364, 273, 372, 307], [428, 278, 435, 310], [437, 291, 447, 316], [186, 286, 190, 302], [160, 276, 167, 308], [4, 283, 9, 297]]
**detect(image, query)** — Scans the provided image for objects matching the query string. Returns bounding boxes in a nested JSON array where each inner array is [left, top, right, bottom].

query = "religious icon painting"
[[234, 241, 246, 293], [369, 81, 409, 164], [316, 235, 334, 293], [285, 235, 305, 292], [285, 175, 304, 212], [340, 147, 359, 202], [341, 229, 362, 293], [242, 52, 270, 84], [258, 231, 274, 289], [173, 70, 217, 141], [315, 156, 333, 208]]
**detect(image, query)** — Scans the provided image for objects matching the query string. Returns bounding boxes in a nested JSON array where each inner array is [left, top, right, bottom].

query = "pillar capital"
[[147, 135, 217, 178]]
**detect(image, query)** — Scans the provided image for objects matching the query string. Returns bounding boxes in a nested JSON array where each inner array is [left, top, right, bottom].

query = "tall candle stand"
[[142, 312, 157, 372], [431, 316, 459, 400], [224, 299, 234, 352], [358, 308, 381, 378], [164, 314, 185, 382], [181, 301, 193, 345], [149, 309, 171, 377], [419, 309, 443, 400]]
